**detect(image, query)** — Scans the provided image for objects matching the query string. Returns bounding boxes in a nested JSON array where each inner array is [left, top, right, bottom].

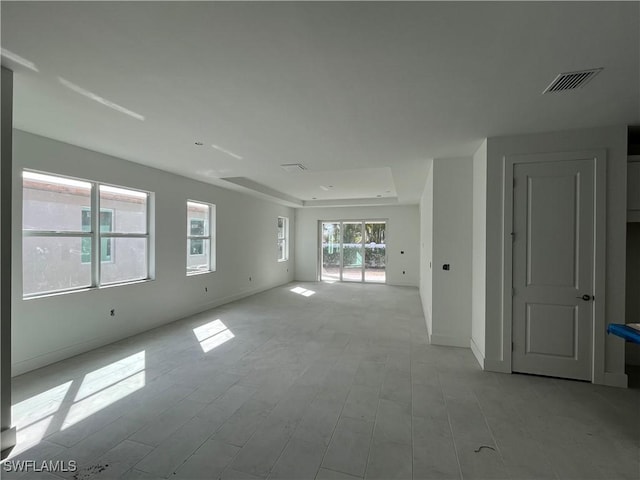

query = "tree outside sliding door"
[[320, 220, 386, 284]]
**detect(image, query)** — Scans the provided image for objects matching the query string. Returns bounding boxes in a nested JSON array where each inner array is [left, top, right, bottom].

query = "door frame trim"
[[502, 150, 607, 383]]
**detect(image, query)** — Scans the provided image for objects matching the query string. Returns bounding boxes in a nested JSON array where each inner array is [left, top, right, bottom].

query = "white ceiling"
[[2, 1, 639, 207]]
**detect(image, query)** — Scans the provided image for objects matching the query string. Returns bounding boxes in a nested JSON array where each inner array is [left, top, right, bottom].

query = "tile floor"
[[4, 282, 640, 480]]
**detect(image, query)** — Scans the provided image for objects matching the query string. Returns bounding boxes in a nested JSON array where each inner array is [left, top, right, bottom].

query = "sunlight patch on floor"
[[75, 351, 145, 401], [62, 371, 145, 429], [10, 351, 147, 453], [193, 319, 235, 353], [12, 381, 72, 430], [290, 286, 316, 297], [10, 382, 73, 455]]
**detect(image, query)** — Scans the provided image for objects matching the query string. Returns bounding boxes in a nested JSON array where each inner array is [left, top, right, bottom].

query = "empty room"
[[1, 2, 639, 480]]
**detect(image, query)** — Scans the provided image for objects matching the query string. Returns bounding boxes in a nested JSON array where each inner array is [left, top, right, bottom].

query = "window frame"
[[186, 200, 215, 275], [22, 170, 151, 298], [277, 216, 289, 262]]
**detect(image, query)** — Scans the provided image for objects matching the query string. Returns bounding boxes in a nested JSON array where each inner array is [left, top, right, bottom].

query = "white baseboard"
[[188, 283, 275, 318], [484, 358, 511, 374], [470, 338, 485, 369], [422, 304, 431, 338], [13, 335, 120, 377], [430, 334, 469, 349], [602, 372, 628, 388], [387, 282, 419, 288]]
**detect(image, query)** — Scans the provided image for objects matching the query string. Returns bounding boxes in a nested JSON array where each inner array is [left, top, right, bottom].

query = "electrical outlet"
[[205, 287, 208, 292], [110, 309, 115, 317], [249, 276, 252, 282], [403, 270, 406, 274]]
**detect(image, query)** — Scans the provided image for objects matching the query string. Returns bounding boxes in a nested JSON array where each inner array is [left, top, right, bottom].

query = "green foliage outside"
[[322, 245, 386, 268], [322, 221, 386, 268]]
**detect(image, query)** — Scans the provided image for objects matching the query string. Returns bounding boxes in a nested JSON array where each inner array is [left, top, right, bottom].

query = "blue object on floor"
[[607, 324, 640, 344]]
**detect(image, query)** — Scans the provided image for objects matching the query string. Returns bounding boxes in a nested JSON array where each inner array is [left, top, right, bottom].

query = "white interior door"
[[512, 157, 595, 381]]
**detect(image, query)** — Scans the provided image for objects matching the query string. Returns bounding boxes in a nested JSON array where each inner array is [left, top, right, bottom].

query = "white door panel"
[[525, 174, 578, 288], [512, 158, 594, 381]]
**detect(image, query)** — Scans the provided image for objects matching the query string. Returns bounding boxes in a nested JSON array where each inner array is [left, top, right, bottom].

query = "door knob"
[[576, 294, 592, 301]]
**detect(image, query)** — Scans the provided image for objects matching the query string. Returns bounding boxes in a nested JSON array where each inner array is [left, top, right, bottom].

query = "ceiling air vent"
[[542, 68, 603, 94], [280, 163, 307, 173]]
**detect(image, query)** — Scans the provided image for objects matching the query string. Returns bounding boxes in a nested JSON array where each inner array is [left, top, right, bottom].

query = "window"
[[22, 171, 151, 297], [187, 201, 215, 275], [278, 216, 289, 262]]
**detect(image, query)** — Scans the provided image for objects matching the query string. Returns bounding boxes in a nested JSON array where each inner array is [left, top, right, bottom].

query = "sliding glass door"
[[342, 222, 363, 282], [320, 220, 386, 283]]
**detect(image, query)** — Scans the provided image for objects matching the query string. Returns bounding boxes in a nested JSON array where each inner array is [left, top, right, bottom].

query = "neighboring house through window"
[[22, 170, 151, 297]]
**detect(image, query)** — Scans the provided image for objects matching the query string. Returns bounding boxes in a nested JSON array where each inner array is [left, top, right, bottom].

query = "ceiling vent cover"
[[280, 163, 307, 173], [543, 68, 603, 94]]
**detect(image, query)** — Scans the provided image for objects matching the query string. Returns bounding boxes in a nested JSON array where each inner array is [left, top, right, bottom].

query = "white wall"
[[483, 125, 628, 386], [471, 140, 487, 365], [419, 160, 433, 335], [430, 158, 473, 348], [12, 130, 295, 375], [1, 67, 15, 454], [294, 205, 419, 287]]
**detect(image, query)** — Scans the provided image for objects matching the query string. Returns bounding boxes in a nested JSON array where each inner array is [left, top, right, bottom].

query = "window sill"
[[187, 270, 215, 277], [23, 278, 153, 300]]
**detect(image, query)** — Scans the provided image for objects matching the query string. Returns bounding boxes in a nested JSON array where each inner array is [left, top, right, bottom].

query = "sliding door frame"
[[318, 218, 388, 284]]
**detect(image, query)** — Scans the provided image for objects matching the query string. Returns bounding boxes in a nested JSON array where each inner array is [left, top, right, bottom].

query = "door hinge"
[[512, 287, 516, 297], [513, 177, 516, 188], [512, 341, 514, 352]]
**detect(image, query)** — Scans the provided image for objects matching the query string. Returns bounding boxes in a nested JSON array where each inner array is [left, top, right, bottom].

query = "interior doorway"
[[320, 220, 386, 283]]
